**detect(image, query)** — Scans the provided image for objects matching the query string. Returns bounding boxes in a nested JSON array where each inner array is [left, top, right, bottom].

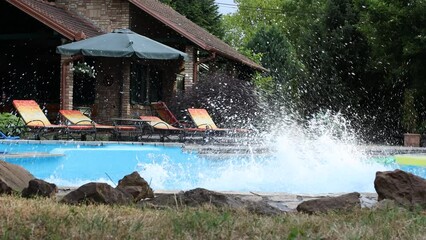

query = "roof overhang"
[[6, 0, 102, 41], [128, 0, 266, 72], [129, 0, 210, 50]]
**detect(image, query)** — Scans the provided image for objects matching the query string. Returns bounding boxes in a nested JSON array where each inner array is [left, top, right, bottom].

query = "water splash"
[[138, 110, 392, 194]]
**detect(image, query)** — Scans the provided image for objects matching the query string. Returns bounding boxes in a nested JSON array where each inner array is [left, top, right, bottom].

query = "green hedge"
[[0, 112, 23, 136]]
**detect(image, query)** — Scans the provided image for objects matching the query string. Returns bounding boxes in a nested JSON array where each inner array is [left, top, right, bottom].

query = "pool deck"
[[56, 187, 379, 212], [0, 152, 64, 159], [3, 139, 426, 156]]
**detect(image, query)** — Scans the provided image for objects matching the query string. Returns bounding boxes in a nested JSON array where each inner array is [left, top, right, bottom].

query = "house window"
[[131, 65, 163, 105]]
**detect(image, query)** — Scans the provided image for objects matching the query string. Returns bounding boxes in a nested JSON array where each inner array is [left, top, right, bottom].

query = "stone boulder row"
[[0, 160, 34, 193], [61, 182, 132, 205], [116, 171, 154, 202], [374, 169, 426, 209], [22, 179, 58, 198], [144, 188, 284, 216], [296, 192, 361, 214]]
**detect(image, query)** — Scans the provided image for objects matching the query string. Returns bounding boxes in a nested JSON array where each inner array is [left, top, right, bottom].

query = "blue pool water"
[[0, 141, 424, 194], [0, 142, 215, 189]]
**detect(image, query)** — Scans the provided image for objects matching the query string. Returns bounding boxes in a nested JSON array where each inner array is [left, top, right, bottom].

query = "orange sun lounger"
[[140, 115, 205, 141], [150, 101, 189, 127], [12, 100, 93, 139], [59, 110, 140, 139], [186, 108, 250, 133]]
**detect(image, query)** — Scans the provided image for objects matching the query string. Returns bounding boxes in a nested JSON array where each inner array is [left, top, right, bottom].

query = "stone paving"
[[56, 187, 379, 212]]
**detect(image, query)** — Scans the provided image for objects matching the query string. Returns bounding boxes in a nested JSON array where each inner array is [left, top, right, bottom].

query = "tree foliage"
[[223, 0, 426, 143], [159, 0, 224, 38], [246, 25, 304, 107]]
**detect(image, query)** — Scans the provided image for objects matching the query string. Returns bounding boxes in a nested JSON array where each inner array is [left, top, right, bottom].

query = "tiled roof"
[[6, 0, 103, 40], [129, 0, 266, 71], [8, 0, 264, 71]]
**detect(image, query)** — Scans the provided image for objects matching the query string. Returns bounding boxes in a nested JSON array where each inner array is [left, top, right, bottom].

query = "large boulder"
[[144, 188, 284, 216], [296, 192, 361, 214], [374, 169, 426, 209], [0, 160, 34, 193], [116, 171, 154, 202], [61, 182, 132, 205], [22, 179, 58, 198]]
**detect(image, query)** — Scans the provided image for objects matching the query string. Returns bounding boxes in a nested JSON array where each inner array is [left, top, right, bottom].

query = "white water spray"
[[141, 110, 391, 194]]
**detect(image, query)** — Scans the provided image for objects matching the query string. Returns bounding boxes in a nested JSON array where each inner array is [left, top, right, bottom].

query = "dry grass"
[[0, 195, 425, 239]]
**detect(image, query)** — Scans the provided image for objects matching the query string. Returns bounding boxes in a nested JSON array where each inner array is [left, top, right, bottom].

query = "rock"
[[296, 192, 361, 214], [360, 194, 378, 209], [181, 188, 232, 207], [244, 200, 287, 215], [374, 169, 426, 209], [144, 188, 284, 216], [0, 179, 12, 194], [61, 182, 133, 205], [116, 171, 154, 202], [0, 160, 34, 193], [374, 199, 398, 210], [145, 188, 231, 207], [21, 179, 58, 198]]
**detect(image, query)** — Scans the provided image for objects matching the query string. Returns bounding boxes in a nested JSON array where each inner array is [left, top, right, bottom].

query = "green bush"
[[0, 112, 23, 136], [401, 89, 418, 133], [169, 71, 261, 129]]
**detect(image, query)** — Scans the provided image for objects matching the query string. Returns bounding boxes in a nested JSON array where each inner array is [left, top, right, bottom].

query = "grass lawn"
[[0, 195, 425, 239]]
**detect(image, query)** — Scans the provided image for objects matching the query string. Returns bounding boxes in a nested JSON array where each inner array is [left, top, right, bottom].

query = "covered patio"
[[1, 0, 264, 124], [58, 29, 188, 122]]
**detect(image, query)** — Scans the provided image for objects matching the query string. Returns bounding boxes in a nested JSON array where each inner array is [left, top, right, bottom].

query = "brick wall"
[[56, 0, 130, 32], [184, 46, 195, 90], [60, 56, 74, 110], [93, 58, 123, 122], [121, 62, 131, 118]]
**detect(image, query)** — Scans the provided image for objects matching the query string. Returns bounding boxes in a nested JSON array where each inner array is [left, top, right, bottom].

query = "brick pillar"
[[60, 56, 74, 110], [184, 46, 195, 90], [94, 58, 121, 122], [121, 62, 131, 118]]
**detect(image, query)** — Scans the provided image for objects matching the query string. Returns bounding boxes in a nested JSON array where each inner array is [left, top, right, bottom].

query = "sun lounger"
[[187, 108, 250, 134], [12, 100, 92, 140], [59, 110, 141, 140], [150, 101, 189, 127], [140, 115, 205, 142]]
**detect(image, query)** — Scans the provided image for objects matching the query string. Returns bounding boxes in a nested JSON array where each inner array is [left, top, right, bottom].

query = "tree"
[[221, 0, 426, 143], [246, 25, 304, 107], [299, 0, 371, 115], [356, 0, 426, 129], [159, 0, 224, 38]]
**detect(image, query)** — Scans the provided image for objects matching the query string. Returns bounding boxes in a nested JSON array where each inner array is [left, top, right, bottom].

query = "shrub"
[[169, 71, 262, 129], [0, 112, 23, 136], [401, 89, 418, 133]]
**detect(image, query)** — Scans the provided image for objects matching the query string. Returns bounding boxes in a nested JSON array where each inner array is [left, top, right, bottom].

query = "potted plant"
[[401, 89, 421, 147]]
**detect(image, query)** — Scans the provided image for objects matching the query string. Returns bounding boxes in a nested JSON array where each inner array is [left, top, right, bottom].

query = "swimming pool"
[[0, 141, 424, 194]]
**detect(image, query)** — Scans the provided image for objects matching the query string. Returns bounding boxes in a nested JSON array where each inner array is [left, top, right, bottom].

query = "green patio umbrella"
[[57, 29, 188, 60]]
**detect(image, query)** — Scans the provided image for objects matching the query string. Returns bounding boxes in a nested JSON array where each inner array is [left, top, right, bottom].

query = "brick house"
[[0, 0, 264, 122]]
